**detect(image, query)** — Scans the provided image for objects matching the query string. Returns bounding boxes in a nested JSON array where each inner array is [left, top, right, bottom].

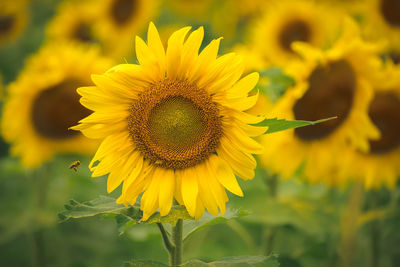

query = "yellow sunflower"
[[258, 18, 381, 186], [73, 22, 266, 220], [95, 0, 159, 59], [362, 0, 400, 44], [0, 1, 28, 45], [46, 0, 100, 46], [248, 0, 342, 66], [340, 65, 400, 189], [1, 43, 113, 168], [165, 0, 213, 20]]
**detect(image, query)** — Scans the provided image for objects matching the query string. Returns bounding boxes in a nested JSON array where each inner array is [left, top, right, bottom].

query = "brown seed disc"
[[293, 60, 356, 141], [110, 0, 137, 26], [368, 92, 400, 154], [279, 19, 311, 52], [0, 15, 14, 36], [389, 52, 400, 64], [381, 0, 400, 27], [128, 78, 222, 169], [73, 23, 92, 42], [31, 79, 91, 139]]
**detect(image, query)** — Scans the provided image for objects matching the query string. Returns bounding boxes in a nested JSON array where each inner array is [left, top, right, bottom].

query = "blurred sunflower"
[[0, 1, 28, 45], [342, 66, 400, 189], [165, 0, 213, 20], [258, 19, 381, 186], [73, 22, 265, 220], [95, 0, 159, 59], [47, 0, 99, 45], [1, 43, 113, 168], [247, 0, 341, 66], [363, 0, 400, 44]]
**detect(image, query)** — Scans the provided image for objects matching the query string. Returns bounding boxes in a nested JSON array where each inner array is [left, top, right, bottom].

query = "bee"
[[69, 160, 81, 172]]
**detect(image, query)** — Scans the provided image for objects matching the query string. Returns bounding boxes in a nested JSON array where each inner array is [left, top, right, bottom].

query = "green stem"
[[157, 223, 174, 254], [337, 182, 364, 267], [370, 190, 381, 267], [171, 219, 183, 266], [32, 164, 50, 267], [262, 172, 278, 255]]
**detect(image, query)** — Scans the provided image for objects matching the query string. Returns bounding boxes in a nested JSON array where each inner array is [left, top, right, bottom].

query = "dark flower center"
[[279, 19, 311, 52], [31, 79, 91, 139], [0, 15, 14, 35], [111, 0, 137, 26], [389, 51, 400, 64], [293, 60, 356, 141], [73, 23, 93, 42], [368, 92, 400, 154], [128, 78, 222, 169], [380, 0, 400, 27]]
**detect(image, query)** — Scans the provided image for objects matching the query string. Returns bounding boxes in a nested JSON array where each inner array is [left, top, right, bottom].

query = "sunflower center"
[[381, 0, 400, 27], [128, 78, 222, 169], [368, 92, 400, 154], [31, 79, 91, 139], [73, 23, 92, 42], [0, 15, 14, 35], [279, 19, 311, 52], [293, 59, 356, 141], [389, 51, 400, 64], [111, 0, 137, 26]]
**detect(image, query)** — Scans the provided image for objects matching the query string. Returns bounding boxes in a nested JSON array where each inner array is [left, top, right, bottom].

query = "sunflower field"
[[1, 0, 400, 266]]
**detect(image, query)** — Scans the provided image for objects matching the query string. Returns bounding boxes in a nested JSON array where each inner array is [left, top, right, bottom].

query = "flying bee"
[[69, 160, 81, 172]]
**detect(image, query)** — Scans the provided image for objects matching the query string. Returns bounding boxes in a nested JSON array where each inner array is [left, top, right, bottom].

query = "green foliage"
[[255, 117, 337, 135], [259, 68, 295, 102], [59, 196, 246, 238], [183, 208, 248, 241], [125, 255, 279, 267]]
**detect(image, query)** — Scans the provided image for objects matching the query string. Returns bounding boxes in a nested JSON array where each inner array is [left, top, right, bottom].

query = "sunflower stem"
[[171, 219, 183, 266], [337, 182, 364, 267], [262, 172, 279, 255], [157, 223, 174, 254]]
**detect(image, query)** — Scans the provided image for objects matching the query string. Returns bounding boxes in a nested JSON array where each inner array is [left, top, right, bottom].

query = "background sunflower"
[[1, 43, 113, 167]]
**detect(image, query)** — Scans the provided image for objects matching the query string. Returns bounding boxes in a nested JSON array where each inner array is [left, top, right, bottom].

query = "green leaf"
[[58, 196, 192, 233], [259, 67, 295, 102], [255, 117, 337, 134], [183, 208, 248, 241], [123, 259, 168, 267], [182, 255, 279, 267], [58, 196, 127, 221]]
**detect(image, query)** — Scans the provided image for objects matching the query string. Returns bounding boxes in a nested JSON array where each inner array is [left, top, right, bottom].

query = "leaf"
[[123, 259, 168, 267], [182, 255, 280, 267], [182, 208, 248, 241], [58, 196, 127, 221], [59, 196, 192, 233], [259, 67, 295, 102], [255, 117, 337, 135]]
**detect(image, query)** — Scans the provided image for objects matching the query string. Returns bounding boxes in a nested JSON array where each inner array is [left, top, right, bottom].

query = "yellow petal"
[[209, 155, 243, 197], [180, 168, 198, 217], [158, 169, 175, 216], [226, 72, 259, 98], [166, 26, 191, 78], [147, 22, 166, 73]]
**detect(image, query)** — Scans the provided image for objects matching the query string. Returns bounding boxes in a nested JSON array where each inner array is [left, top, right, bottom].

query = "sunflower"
[[247, 0, 342, 66], [46, 0, 100, 46], [341, 65, 400, 189], [73, 22, 266, 220], [95, 0, 159, 59], [362, 0, 400, 44], [258, 19, 381, 186], [0, 1, 28, 45], [1, 43, 113, 168], [165, 0, 213, 20]]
